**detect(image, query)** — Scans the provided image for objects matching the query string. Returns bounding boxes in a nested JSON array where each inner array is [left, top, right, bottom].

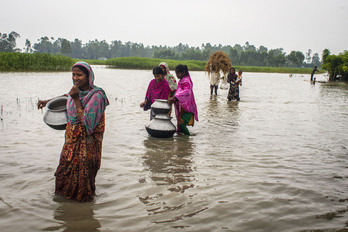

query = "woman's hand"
[[168, 96, 175, 105], [140, 99, 147, 108], [37, 99, 49, 109], [69, 85, 79, 99]]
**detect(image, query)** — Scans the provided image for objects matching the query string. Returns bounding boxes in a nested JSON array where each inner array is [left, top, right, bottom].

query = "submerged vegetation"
[[0, 52, 73, 71]]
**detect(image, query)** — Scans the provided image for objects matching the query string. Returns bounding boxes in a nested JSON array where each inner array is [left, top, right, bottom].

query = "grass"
[[1, 53, 315, 74], [0, 52, 74, 72], [105, 57, 314, 74]]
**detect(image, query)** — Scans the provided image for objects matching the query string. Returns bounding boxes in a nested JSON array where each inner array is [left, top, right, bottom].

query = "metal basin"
[[43, 96, 68, 130], [145, 114, 176, 138], [151, 99, 171, 115]]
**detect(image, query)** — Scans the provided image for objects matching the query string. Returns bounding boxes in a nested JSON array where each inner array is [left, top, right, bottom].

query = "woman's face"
[[72, 67, 89, 91], [160, 65, 167, 75], [154, 74, 164, 83], [175, 71, 184, 79], [230, 68, 235, 74]]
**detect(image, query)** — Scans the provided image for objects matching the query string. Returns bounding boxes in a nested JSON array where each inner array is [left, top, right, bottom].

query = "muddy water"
[[0, 67, 347, 231]]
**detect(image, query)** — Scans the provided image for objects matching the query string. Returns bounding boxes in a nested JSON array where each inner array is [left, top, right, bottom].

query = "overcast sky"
[[2, 0, 347, 55]]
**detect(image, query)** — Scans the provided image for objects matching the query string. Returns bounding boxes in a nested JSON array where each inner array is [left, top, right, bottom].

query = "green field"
[[0, 52, 74, 72], [1, 53, 314, 74], [105, 57, 314, 74]]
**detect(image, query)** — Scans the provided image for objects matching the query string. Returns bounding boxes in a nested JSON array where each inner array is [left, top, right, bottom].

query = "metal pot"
[[43, 96, 68, 130], [151, 99, 171, 115], [145, 114, 176, 138]]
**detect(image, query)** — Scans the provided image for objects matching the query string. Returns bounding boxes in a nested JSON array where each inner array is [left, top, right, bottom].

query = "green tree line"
[[322, 49, 348, 81], [1, 31, 322, 68]]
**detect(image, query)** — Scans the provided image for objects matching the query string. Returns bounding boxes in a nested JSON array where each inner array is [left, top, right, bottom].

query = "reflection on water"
[[139, 136, 198, 222], [142, 136, 194, 190], [1, 69, 348, 231], [49, 198, 101, 232]]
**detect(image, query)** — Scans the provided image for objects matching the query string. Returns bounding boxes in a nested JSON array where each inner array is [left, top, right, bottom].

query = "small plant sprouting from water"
[[0, 105, 3, 121]]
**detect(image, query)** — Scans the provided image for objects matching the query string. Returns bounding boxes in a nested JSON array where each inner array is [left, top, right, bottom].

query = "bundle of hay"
[[205, 51, 232, 76]]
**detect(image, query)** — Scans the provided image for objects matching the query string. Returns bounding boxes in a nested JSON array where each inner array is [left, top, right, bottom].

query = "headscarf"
[[227, 68, 237, 83], [174, 73, 198, 121], [67, 61, 109, 135], [159, 62, 177, 92], [143, 78, 171, 111]]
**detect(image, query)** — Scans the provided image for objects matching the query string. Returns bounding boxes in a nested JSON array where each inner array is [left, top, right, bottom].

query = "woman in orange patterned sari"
[[38, 61, 109, 201]]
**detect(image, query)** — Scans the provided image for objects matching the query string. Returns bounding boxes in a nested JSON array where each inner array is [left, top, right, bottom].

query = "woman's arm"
[[37, 94, 68, 109]]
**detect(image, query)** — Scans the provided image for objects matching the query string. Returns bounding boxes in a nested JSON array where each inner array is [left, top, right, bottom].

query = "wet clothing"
[[159, 62, 177, 93], [55, 61, 109, 202], [210, 72, 220, 95], [227, 72, 240, 101], [178, 112, 194, 135], [173, 74, 198, 135], [55, 113, 105, 202], [143, 79, 171, 111], [210, 72, 220, 86]]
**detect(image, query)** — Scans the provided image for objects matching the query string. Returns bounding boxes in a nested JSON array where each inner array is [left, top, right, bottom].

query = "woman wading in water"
[[168, 65, 198, 135], [38, 61, 109, 202]]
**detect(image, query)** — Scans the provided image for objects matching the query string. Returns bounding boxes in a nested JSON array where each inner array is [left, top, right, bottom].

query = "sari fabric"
[[55, 113, 105, 202], [143, 78, 171, 111], [67, 61, 109, 135], [227, 72, 239, 100], [159, 62, 177, 92], [56, 61, 108, 202], [174, 74, 198, 133]]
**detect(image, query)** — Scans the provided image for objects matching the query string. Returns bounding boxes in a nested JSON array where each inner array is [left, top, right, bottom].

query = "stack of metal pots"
[[145, 99, 176, 138]]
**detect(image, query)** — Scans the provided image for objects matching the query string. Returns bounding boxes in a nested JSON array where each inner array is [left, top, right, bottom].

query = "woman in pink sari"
[[140, 67, 171, 119], [168, 65, 198, 135]]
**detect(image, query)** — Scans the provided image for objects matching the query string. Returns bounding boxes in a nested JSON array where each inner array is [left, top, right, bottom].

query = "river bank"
[[0, 52, 315, 74]]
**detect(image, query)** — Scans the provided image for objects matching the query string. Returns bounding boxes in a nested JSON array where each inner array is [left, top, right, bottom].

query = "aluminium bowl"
[[43, 96, 68, 130]]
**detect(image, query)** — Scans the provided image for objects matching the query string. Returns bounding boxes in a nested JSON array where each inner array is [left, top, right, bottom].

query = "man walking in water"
[[210, 70, 220, 95]]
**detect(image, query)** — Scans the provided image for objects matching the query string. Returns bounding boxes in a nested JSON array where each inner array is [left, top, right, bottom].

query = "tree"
[[181, 47, 204, 60], [33, 36, 54, 53], [24, 39, 32, 53], [153, 49, 176, 59], [60, 39, 72, 56], [71, 39, 84, 58], [229, 48, 240, 65], [322, 49, 330, 63], [311, 53, 321, 67], [286, 51, 305, 67], [322, 50, 348, 81], [268, 49, 286, 67], [0, 31, 20, 52], [258, 45, 268, 53], [243, 41, 256, 52], [305, 49, 312, 64]]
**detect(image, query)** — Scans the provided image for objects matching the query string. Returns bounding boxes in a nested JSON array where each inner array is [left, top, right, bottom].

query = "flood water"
[[0, 66, 348, 232]]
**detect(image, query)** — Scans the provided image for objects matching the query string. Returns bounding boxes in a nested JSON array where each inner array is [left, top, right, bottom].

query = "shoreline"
[[0, 52, 318, 74]]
